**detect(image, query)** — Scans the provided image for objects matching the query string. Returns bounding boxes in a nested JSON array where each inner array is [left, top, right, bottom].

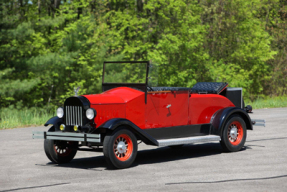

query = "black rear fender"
[[211, 107, 252, 136], [98, 118, 158, 146]]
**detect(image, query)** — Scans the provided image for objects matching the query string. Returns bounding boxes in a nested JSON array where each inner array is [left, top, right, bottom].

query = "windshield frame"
[[102, 61, 150, 102]]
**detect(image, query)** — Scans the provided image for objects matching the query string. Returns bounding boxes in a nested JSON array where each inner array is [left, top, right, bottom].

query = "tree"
[[200, 0, 276, 98]]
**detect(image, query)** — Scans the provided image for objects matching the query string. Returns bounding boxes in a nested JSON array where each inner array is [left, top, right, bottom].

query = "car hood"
[[83, 87, 145, 104]]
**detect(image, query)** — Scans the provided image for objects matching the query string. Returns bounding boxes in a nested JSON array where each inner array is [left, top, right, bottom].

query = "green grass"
[[0, 107, 55, 130], [248, 96, 287, 109]]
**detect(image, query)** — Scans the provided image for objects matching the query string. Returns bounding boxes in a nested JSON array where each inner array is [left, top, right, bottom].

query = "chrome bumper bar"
[[32, 131, 101, 143], [251, 119, 265, 127]]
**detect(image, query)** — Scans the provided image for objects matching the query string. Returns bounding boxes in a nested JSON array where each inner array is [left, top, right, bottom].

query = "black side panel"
[[210, 107, 252, 136], [98, 118, 158, 146], [44, 116, 63, 131], [145, 124, 211, 140], [222, 88, 243, 109]]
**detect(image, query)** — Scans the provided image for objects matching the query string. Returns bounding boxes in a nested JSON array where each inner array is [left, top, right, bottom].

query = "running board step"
[[157, 135, 221, 147]]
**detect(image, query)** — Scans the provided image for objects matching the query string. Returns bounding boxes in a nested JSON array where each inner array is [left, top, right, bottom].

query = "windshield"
[[148, 63, 159, 87], [103, 62, 148, 84]]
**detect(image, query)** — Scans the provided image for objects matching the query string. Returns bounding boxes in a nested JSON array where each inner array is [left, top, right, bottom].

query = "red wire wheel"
[[113, 134, 133, 161], [103, 127, 138, 169], [227, 121, 244, 146], [220, 115, 247, 152]]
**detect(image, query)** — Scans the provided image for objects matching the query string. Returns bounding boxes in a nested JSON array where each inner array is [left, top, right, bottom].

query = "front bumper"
[[32, 131, 101, 143]]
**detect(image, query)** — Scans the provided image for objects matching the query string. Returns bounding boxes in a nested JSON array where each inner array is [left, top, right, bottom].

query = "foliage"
[[200, 0, 277, 99], [0, 0, 286, 112], [261, 0, 287, 96]]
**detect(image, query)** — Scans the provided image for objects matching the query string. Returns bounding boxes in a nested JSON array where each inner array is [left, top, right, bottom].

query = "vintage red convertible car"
[[33, 61, 264, 169]]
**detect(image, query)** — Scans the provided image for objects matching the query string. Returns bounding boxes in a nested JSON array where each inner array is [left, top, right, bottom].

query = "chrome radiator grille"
[[65, 106, 83, 126]]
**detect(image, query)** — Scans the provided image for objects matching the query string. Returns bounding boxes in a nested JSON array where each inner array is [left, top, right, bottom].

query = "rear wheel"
[[220, 115, 247, 152], [44, 128, 78, 164], [103, 128, 137, 169]]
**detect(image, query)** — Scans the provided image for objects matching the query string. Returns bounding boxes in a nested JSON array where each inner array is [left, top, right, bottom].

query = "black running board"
[[157, 135, 221, 147]]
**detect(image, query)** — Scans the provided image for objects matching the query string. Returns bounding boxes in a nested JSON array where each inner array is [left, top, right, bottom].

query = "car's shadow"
[[135, 143, 247, 166], [136, 143, 223, 166], [39, 143, 248, 170]]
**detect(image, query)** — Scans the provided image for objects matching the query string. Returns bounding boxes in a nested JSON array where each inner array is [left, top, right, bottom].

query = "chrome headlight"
[[57, 107, 64, 118], [86, 108, 96, 120]]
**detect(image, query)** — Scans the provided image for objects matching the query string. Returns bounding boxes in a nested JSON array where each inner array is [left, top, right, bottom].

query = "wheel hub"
[[229, 126, 238, 141], [116, 141, 127, 154]]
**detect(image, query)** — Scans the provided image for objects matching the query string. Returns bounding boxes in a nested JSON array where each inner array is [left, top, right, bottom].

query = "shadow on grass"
[[36, 143, 247, 170]]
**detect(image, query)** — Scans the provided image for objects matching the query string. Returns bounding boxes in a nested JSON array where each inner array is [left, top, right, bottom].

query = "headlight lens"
[[86, 108, 96, 120], [57, 107, 64, 118]]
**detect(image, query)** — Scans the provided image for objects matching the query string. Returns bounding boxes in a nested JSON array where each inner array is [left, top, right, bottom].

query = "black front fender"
[[98, 118, 158, 146], [44, 116, 63, 130], [211, 107, 252, 136]]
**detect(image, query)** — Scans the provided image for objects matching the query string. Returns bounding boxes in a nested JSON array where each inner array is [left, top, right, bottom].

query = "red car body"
[[33, 61, 263, 169], [84, 87, 234, 129]]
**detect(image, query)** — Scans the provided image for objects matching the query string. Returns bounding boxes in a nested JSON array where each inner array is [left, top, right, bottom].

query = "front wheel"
[[103, 128, 137, 169], [44, 138, 78, 164], [220, 115, 247, 152]]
